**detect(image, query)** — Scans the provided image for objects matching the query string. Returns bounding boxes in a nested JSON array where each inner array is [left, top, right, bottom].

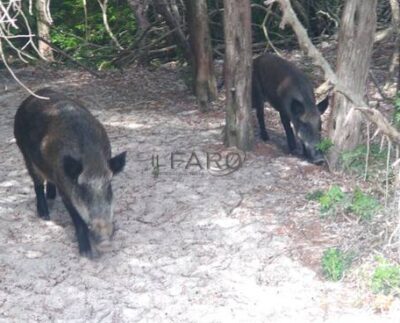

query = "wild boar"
[[14, 88, 126, 258], [252, 53, 329, 164]]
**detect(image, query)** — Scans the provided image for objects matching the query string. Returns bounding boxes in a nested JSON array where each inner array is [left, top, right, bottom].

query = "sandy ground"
[[0, 67, 399, 322]]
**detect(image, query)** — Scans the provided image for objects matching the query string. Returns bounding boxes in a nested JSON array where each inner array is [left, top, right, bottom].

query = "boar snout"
[[303, 143, 325, 165], [310, 154, 325, 165], [89, 218, 114, 245]]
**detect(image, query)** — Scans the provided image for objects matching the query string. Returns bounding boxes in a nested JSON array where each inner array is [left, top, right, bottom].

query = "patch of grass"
[[322, 248, 352, 281], [316, 138, 334, 153], [307, 186, 381, 220], [340, 144, 390, 181], [319, 185, 345, 212], [371, 258, 400, 295], [350, 187, 380, 220]]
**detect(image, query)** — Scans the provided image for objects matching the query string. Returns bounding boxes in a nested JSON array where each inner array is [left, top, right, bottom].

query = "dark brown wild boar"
[[14, 88, 126, 258], [252, 53, 329, 165]]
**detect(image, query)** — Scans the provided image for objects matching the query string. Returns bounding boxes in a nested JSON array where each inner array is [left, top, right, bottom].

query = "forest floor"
[[0, 61, 399, 322]]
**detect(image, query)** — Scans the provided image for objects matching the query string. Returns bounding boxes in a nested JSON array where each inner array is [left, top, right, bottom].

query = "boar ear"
[[63, 156, 83, 180], [317, 96, 329, 114], [109, 151, 126, 175]]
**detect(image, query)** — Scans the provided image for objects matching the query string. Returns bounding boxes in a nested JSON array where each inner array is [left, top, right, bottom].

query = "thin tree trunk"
[[388, 0, 400, 93], [152, 0, 192, 63], [35, 0, 53, 61], [127, 0, 150, 64], [328, 0, 377, 170], [186, 0, 217, 111], [223, 0, 254, 151], [127, 0, 150, 31]]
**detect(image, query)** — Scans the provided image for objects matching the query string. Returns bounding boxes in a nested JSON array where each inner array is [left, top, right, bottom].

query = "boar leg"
[[23, 159, 50, 220], [62, 198, 92, 257], [253, 99, 269, 141], [279, 112, 297, 152], [33, 183, 50, 220], [46, 182, 57, 199], [256, 106, 269, 141], [252, 79, 269, 141]]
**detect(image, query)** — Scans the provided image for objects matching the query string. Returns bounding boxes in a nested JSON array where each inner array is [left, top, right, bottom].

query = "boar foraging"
[[252, 54, 329, 165], [14, 88, 126, 258]]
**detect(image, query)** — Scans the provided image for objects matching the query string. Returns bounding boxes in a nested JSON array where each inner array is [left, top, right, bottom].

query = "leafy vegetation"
[[50, 1, 136, 67], [321, 248, 352, 281], [318, 185, 345, 215], [340, 144, 391, 182], [350, 187, 380, 220], [394, 92, 400, 129], [371, 258, 400, 295], [316, 138, 334, 153], [307, 185, 380, 220]]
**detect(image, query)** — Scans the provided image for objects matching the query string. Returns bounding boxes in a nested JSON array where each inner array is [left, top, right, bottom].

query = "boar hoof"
[[37, 205, 50, 221], [80, 247, 100, 259], [80, 248, 94, 259], [38, 212, 50, 221]]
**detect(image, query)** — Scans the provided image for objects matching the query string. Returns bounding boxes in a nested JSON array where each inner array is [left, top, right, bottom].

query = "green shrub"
[[350, 187, 380, 220], [322, 248, 352, 281], [371, 259, 400, 295], [316, 138, 334, 153], [50, 0, 137, 67], [308, 186, 380, 220], [341, 144, 390, 181], [318, 185, 346, 215]]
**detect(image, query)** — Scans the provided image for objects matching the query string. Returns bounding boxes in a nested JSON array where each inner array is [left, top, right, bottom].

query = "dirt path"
[[0, 67, 399, 322]]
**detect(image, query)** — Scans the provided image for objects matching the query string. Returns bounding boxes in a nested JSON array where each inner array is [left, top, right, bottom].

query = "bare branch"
[[97, 0, 123, 50], [0, 0, 52, 95]]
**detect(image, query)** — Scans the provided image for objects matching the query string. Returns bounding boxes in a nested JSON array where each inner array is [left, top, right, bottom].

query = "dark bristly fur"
[[252, 54, 329, 164], [14, 88, 126, 258]]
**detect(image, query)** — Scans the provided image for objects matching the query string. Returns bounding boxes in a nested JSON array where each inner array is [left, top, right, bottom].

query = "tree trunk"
[[186, 0, 217, 111], [388, 0, 400, 93], [327, 0, 377, 170], [36, 0, 54, 61], [152, 0, 193, 63], [223, 0, 254, 151], [128, 0, 150, 31]]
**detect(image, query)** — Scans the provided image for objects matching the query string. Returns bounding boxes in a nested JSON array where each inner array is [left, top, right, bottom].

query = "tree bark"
[[35, 0, 54, 61], [327, 0, 377, 170], [185, 0, 217, 111], [388, 0, 400, 93], [152, 0, 193, 63], [223, 0, 254, 151], [127, 0, 150, 31]]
